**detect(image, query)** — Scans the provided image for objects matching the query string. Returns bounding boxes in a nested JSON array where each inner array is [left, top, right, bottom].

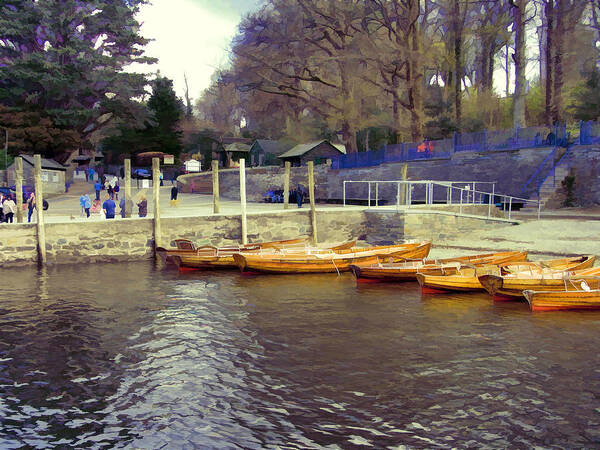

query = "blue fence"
[[579, 120, 600, 145], [331, 123, 581, 170]]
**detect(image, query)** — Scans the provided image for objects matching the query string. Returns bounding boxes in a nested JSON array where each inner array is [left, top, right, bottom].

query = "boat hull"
[[479, 267, 600, 300], [524, 289, 600, 311], [235, 242, 431, 274]]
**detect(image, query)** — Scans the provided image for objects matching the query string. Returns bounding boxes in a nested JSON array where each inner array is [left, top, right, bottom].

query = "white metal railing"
[[342, 180, 541, 220]]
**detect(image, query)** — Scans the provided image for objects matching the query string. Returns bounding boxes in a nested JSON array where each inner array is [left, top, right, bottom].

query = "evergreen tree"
[[144, 76, 184, 156], [0, 0, 155, 158]]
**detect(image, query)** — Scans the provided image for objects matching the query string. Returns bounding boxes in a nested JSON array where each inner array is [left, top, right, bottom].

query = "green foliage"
[[145, 77, 184, 156], [0, 0, 155, 158], [567, 69, 600, 122], [102, 76, 183, 159], [525, 82, 545, 126]]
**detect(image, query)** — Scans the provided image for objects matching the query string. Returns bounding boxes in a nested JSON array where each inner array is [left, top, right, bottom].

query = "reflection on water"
[[1, 264, 600, 447]]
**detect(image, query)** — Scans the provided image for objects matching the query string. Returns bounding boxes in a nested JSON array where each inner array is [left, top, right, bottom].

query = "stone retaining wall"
[[0, 205, 507, 266]]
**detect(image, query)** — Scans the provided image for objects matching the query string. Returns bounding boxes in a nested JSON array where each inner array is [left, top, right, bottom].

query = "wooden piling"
[[152, 157, 161, 251], [308, 161, 317, 244], [240, 158, 247, 245], [33, 155, 46, 264], [212, 160, 220, 214], [400, 163, 408, 205], [124, 159, 131, 217], [15, 157, 23, 223], [283, 161, 290, 210]]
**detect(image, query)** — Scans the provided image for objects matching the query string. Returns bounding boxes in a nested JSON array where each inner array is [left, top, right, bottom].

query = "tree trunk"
[[512, 0, 527, 129], [407, 1, 424, 142], [505, 43, 510, 98], [453, 0, 462, 130], [338, 61, 358, 153], [545, 0, 554, 125], [551, 0, 564, 124]]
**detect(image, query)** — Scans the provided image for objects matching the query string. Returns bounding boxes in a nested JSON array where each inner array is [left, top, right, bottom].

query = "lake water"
[[1, 262, 600, 448]]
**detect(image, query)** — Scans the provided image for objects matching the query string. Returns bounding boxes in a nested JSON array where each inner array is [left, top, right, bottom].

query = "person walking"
[[107, 184, 114, 201], [296, 185, 304, 208], [3, 195, 16, 223], [102, 194, 116, 219], [170, 185, 178, 207], [79, 194, 86, 216], [83, 194, 91, 218], [94, 180, 102, 201], [27, 192, 36, 223], [114, 183, 120, 201], [88, 167, 95, 183], [137, 195, 147, 218]]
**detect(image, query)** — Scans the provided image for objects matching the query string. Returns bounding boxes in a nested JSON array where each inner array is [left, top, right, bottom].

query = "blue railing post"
[[483, 129, 487, 151], [453, 132, 458, 152]]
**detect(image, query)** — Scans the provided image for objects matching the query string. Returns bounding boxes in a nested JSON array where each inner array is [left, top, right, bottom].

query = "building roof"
[[278, 140, 347, 159], [252, 140, 294, 156], [19, 154, 67, 171], [224, 142, 251, 153]]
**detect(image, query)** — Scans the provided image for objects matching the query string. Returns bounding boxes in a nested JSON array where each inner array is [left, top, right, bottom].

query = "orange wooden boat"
[[170, 239, 358, 270], [349, 250, 528, 283], [479, 265, 600, 301], [157, 237, 312, 264], [500, 255, 595, 275], [524, 283, 600, 311], [415, 252, 528, 293], [233, 241, 431, 274]]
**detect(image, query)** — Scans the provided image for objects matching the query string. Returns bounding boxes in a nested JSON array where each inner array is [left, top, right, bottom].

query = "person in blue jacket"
[[102, 194, 116, 219], [83, 194, 91, 218], [94, 180, 102, 201]]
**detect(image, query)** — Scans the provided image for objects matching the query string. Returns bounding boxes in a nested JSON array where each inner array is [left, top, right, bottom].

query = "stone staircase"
[[519, 163, 570, 214]]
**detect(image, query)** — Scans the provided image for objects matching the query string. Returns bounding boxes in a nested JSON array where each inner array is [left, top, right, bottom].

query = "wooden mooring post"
[[212, 160, 220, 214], [15, 157, 23, 223], [33, 155, 46, 264], [283, 161, 290, 210], [124, 159, 132, 217], [308, 161, 317, 244], [152, 157, 162, 252], [239, 158, 248, 244]]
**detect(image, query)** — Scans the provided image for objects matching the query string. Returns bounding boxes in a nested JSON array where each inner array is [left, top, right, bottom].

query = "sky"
[[135, 0, 262, 100]]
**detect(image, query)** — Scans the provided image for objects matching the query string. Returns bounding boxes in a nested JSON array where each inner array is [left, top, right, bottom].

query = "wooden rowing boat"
[[171, 239, 359, 270], [233, 241, 432, 274], [416, 252, 529, 294], [156, 236, 311, 264], [500, 255, 596, 275], [349, 250, 528, 283], [524, 284, 600, 311], [479, 265, 600, 301]]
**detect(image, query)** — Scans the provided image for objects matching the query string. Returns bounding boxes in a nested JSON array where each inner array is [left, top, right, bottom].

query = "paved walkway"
[[34, 180, 356, 223]]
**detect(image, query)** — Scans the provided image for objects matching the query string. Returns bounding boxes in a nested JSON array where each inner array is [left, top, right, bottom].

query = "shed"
[[184, 159, 201, 173], [249, 140, 294, 166], [6, 154, 67, 194], [222, 143, 251, 168], [278, 140, 346, 166]]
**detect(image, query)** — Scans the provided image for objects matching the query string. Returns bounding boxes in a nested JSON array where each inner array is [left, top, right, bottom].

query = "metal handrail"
[[343, 180, 541, 220]]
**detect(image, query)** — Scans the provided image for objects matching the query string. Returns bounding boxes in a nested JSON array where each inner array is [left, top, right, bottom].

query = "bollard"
[[283, 161, 290, 210], [308, 161, 317, 244], [124, 159, 132, 217], [15, 157, 23, 223], [152, 157, 161, 252], [212, 160, 220, 214], [239, 159, 247, 244], [33, 155, 46, 264]]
